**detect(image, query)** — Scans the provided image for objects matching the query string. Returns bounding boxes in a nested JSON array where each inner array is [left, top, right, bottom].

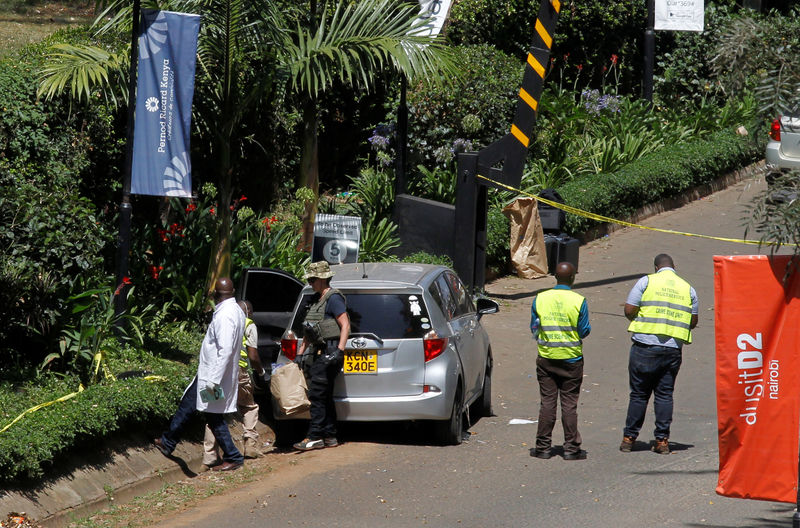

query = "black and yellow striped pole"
[[454, 0, 561, 290]]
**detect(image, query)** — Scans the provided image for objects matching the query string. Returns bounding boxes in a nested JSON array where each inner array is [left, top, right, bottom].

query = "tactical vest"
[[303, 288, 345, 345], [535, 288, 585, 360], [628, 270, 693, 343], [239, 318, 254, 369]]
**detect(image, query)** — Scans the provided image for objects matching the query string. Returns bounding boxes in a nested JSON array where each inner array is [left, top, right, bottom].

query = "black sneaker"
[[563, 450, 587, 460], [293, 438, 324, 451], [530, 448, 552, 459]]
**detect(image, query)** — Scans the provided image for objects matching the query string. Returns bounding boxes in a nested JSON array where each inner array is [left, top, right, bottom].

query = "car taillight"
[[423, 331, 448, 362], [770, 118, 781, 141], [281, 331, 298, 361]]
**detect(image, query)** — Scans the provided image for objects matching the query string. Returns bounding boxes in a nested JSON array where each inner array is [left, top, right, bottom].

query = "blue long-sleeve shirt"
[[531, 284, 591, 361]]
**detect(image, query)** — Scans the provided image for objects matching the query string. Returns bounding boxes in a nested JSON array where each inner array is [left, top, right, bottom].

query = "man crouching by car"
[[294, 261, 351, 451]]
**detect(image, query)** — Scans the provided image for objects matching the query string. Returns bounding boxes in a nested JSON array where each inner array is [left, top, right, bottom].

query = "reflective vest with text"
[[627, 270, 693, 343], [536, 289, 585, 359]]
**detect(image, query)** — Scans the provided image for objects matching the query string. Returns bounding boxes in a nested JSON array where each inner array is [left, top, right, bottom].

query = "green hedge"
[[558, 126, 764, 236], [0, 343, 196, 483]]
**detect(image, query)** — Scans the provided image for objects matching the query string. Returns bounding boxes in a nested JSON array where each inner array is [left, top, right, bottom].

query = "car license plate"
[[343, 350, 377, 374]]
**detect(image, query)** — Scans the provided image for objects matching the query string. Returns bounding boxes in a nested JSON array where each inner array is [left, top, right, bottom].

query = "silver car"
[[276, 262, 499, 445], [766, 114, 800, 186]]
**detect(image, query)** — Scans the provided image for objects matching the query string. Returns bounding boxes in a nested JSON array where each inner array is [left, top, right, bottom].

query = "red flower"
[[239, 195, 247, 202], [209, 207, 216, 215], [114, 276, 132, 296], [576, 64, 583, 72], [148, 265, 163, 280], [230, 205, 235, 211], [185, 203, 197, 213], [611, 54, 619, 65], [563, 53, 570, 61], [603, 65, 608, 73]]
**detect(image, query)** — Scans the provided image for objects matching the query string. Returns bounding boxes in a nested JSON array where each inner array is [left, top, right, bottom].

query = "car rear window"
[[291, 293, 431, 340]]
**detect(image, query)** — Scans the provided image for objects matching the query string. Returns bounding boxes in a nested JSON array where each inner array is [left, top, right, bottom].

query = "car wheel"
[[435, 384, 464, 446]]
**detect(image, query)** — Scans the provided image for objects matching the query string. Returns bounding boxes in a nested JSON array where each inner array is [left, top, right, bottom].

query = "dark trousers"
[[623, 342, 682, 440], [307, 344, 344, 439], [536, 355, 583, 454], [160, 378, 244, 464]]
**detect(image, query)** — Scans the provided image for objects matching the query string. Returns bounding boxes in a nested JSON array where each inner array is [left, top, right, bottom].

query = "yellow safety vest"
[[627, 270, 693, 343], [239, 318, 254, 369], [535, 288, 585, 359]]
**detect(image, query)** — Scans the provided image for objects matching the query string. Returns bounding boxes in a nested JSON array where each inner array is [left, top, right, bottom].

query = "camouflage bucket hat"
[[304, 260, 335, 280]]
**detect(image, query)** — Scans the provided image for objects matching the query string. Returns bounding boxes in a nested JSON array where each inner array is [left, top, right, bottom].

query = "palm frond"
[[283, 0, 458, 98], [37, 43, 129, 108]]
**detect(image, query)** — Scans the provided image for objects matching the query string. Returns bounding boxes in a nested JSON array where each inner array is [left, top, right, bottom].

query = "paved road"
[[160, 176, 796, 528]]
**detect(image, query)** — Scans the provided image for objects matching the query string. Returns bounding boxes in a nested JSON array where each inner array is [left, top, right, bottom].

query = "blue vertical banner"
[[131, 9, 201, 197]]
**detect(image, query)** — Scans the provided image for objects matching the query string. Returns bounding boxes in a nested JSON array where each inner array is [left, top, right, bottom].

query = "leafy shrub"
[[359, 217, 401, 262], [557, 126, 764, 235], [0, 32, 124, 371], [341, 167, 395, 222], [0, 350, 194, 482], [447, 0, 646, 94], [656, 2, 740, 107], [406, 45, 522, 169], [486, 207, 510, 275], [401, 251, 453, 268], [407, 164, 456, 204]]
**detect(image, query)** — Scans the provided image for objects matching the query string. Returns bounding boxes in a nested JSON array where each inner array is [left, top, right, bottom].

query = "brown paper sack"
[[270, 362, 311, 417], [502, 197, 549, 279]]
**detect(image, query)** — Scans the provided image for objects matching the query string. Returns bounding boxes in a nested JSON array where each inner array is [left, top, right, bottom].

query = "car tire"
[[475, 355, 493, 418], [435, 384, 464, 446]]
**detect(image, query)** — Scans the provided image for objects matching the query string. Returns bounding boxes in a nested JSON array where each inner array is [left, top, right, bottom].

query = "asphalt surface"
[[153, 170, 796, 528], [3, 168, 797, 528]]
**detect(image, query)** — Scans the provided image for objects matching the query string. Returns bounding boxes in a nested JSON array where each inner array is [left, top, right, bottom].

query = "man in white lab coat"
[[154, 277, 246, 471]]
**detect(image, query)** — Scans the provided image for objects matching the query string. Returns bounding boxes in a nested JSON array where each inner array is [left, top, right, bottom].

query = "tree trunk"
[[206, 139, 234, 296], [298, 99, 319, 252]]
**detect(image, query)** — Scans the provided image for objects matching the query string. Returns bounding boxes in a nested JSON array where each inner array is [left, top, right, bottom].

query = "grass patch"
[[0, 1, 95, 58], [68, 464, 274, 527]]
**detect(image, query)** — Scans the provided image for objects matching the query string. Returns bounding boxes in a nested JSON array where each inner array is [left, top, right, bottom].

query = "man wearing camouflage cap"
[[294, 261, 351, 451]]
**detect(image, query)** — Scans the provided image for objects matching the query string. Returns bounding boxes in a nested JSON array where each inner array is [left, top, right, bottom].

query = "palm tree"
[[38, 0, 457, 289], [279, 0, 458, 247]]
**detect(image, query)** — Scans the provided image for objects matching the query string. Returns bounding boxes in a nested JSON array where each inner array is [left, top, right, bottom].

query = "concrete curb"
[[0, 420, 274, 528]]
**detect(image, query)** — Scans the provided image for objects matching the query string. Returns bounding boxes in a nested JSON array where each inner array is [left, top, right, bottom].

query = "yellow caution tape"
[[476, 174, 787, 246], [0, 385, 84, 434], [0, 357, 168, 434]]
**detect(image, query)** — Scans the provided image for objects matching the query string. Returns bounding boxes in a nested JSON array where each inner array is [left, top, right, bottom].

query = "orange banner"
[[715, 255, 800, 503]]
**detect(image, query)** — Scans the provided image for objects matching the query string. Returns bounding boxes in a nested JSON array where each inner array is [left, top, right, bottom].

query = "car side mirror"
[[476, 298, 499, 320]]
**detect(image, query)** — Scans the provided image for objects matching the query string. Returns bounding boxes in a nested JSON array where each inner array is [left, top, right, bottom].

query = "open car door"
[[239, 268, 303, 364]]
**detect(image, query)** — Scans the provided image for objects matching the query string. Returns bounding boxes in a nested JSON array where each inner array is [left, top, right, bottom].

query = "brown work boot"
[[243, 437, 263, 458], [652, 438, 670, 455], [619, 436, 635, 452]]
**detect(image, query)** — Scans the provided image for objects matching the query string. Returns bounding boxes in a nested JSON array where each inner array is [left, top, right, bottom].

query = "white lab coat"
[[192, 297, 245, 413]]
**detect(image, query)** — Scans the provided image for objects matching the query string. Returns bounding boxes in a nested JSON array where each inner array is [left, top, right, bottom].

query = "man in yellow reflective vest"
[[620, 253, 698, 455], [530, 261, 591, 461]]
